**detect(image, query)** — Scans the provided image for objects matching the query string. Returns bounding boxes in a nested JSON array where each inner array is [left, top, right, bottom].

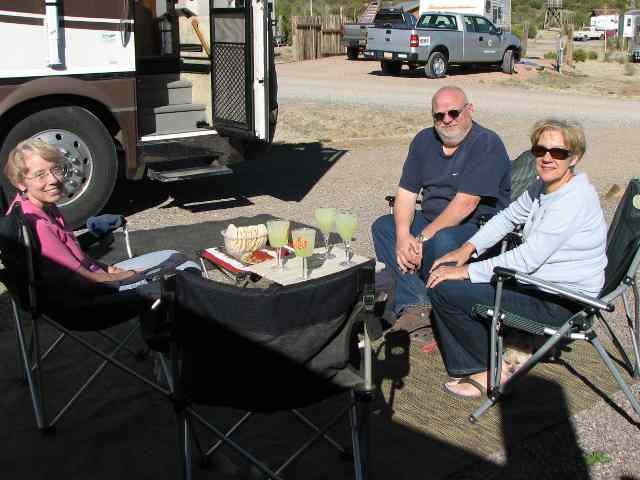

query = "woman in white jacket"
[[426, 118, 607, 399]]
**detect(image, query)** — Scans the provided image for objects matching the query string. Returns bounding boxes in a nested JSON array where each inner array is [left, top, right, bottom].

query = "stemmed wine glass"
[[335, 210, 358, 267], [291, 228, 316, 279], [266, 219, 290, 271], [314, 207, 336, 259]]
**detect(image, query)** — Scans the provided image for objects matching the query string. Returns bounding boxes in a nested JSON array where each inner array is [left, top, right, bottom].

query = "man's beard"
[[435, 124, 470, 147]]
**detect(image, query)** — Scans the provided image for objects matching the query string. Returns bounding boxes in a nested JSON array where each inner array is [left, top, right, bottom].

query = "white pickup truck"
[[364, 12, 521, 78], [573, 27, 605, 41]]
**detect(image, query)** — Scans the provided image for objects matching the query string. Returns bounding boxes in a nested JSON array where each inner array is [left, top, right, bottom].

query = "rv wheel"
[[0, 106, 118, 228]]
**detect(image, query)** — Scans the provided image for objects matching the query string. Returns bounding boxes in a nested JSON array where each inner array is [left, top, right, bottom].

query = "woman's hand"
[[430, 242, 476, 273], [426, 264, 470, 288], [107, 265, 125, 274]]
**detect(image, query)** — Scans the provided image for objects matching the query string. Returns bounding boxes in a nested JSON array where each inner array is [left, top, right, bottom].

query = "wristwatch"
[[416, 233, 426, 243]]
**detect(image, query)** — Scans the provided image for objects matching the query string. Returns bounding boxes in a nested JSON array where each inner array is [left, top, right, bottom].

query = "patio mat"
[[1, 218, 637, 479], [369, 332, 637, 479]]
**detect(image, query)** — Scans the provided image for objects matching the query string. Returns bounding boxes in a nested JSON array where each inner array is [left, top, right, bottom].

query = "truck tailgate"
[[366, 26, 414, 54]]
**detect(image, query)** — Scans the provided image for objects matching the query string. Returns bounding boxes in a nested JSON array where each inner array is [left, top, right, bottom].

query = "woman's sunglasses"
[[531, 145, 572, 160], [432, 104, 468, 122]]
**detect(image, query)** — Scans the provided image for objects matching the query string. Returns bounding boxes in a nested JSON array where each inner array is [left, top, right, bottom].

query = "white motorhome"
[[590, 14, 619, 32], [419, 0, 511, 29], [0, 0, 277, 227]]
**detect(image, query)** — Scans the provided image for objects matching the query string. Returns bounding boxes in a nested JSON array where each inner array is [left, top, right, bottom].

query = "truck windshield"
[[374, 12, 408, 26], [417, 14, 458, 30]]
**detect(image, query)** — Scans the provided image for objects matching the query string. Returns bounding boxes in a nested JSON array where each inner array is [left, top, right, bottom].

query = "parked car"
[[342, 7, 417, 60], [364, 11, 521, 77], [573, 27, 605, 41]]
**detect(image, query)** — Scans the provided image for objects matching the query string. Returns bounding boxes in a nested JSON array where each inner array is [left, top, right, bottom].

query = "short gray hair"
[[4, 138, 64, 187]]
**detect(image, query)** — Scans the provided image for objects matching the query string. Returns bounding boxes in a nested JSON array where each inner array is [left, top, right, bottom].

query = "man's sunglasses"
[[531, 145, 572, 160], [432, 104, 468, 122]]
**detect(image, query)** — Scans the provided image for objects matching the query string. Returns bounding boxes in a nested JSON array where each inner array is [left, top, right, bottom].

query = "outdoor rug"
[[1, 217, 637, 479]]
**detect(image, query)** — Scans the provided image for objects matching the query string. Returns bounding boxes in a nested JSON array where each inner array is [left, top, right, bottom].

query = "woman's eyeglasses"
[[531, 145, 572, 160], [432, 104, 468, 122], [24, 165, 67, 182]]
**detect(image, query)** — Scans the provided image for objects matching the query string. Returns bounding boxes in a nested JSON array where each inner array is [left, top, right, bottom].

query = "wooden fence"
[[291, 15, 343, 61]]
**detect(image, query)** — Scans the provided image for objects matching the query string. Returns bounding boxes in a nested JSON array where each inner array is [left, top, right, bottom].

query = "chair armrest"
[[384, 195, 396, 209], [493, 267, 614, 312]]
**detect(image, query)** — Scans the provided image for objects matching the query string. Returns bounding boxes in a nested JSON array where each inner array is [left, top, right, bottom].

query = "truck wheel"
[[0, 106, 118, 229], [381, 60, 402, 75], [347, 47, 359, 60], [425, 51, 447, 78], [501, 49, 515, 74]]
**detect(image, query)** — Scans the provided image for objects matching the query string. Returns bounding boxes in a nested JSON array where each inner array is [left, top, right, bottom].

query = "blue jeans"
[[429, 280, 578, 377], [371, 214, 478, 315]]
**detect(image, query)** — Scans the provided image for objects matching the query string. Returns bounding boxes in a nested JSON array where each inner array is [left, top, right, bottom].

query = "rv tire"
[[0, 106, 118, 228]]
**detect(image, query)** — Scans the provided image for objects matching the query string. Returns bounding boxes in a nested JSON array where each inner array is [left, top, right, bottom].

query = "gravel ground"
[[102, 56, 640, 478]]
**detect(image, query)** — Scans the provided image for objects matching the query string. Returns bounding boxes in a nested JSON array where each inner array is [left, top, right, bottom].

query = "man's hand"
[[396, 233, 423, 273], [426, 264, 469, 288], [430, 242, 476, 272], [107, 265, 125, 274]]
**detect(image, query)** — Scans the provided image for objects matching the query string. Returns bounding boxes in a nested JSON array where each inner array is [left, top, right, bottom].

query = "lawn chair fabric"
[[169, 262, 375, 413], [602, 178, 640, 296]]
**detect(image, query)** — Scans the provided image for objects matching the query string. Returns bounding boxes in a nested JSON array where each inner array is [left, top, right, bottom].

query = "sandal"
[[442, 377, 486, 400]]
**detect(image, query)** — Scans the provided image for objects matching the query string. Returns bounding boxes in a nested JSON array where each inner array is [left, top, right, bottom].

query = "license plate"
[[383, 52, 392, 59]]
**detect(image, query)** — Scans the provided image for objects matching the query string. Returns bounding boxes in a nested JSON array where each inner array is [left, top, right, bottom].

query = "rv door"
[[210, 0, 273, 143]]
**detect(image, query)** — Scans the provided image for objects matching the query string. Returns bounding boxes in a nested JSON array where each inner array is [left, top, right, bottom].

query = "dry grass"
[[273, 102, 430, 145], [501, 59, 640, 98]]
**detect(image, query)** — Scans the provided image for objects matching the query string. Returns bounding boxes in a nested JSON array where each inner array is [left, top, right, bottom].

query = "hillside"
[[511, 0, 631, 29]]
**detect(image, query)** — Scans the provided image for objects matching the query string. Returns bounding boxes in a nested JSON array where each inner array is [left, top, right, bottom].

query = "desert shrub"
[[606, 36, 622, 50], [624, 63, 637, 76], [528, 24, 538, 39], [617, 55, 629, 65], [573, 49, 587, 62], [587, 50, 598, 60], [544, 51, 558, 60]]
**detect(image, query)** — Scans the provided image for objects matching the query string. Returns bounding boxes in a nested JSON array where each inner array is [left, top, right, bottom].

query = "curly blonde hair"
[[4, 138, 64, 187]]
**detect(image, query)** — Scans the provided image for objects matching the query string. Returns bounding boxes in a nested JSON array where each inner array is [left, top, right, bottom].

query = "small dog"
[[503, 331, 535, 374]]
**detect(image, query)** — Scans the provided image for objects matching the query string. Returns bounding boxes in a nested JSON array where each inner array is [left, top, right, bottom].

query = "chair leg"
[[627, 285, 640, 378], [177, 410, 193, 480], [15, 305, 50, 431], [590, 335, 640, 418], [350, 390, 372, 480], [471, 320, 575, 423]]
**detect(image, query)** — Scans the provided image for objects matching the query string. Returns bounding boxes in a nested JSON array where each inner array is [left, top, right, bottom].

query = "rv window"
[[418, 14, 457, 30]]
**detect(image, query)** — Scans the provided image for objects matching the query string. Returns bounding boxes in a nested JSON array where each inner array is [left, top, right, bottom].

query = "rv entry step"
[[147, 159, 233, 183]]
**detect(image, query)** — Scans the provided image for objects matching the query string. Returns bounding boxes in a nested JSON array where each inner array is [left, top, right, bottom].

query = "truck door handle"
[[479, 36, 484, 41]]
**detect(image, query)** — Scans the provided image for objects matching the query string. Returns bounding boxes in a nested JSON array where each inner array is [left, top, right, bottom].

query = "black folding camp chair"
[[469, 178, 640, 423], [155, 262, 380, 480], [0, 203, 168, 432]]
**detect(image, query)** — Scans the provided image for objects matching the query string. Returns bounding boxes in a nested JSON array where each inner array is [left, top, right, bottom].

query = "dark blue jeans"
[[429, 279, 579, 377], [371, 214, 478, 315]]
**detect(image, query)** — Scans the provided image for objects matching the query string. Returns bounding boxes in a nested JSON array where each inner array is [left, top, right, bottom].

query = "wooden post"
[[564, 24, 573, 70], [522, 22, 529, 58]]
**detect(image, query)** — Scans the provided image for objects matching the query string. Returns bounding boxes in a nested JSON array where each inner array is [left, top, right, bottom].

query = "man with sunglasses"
[[372, 86, 510, 336]]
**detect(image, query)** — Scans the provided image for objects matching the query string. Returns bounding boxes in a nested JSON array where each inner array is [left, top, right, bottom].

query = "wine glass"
[[314, 207, 336, 259], [266, 219, 290, 271], [335, 210, 358, 267], [291, 228, 316, 279]]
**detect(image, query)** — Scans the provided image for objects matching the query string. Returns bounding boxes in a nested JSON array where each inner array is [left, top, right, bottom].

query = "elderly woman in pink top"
[[4, 138, 199, 291]]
